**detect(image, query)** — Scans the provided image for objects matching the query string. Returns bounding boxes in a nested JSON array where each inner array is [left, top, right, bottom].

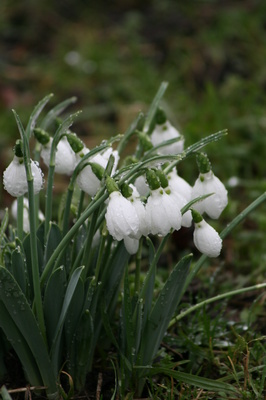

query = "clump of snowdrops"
[[1, 83, 266, 399]]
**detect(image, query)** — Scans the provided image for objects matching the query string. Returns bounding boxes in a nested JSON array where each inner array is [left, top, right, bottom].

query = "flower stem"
[[17, 196, 24, 241], [169, 282, 266, 327], [135, 238, 143, 294]]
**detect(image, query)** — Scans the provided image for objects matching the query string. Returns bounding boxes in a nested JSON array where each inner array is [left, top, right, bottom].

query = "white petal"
[[193, 220, 222, 258], [124, 237, 139, 255], [3, 157, 43, 197], [105, 192, 140, 241], [191, 171, 228, 219], [150, 121, 184, 155], [41, 137, 76, 175]]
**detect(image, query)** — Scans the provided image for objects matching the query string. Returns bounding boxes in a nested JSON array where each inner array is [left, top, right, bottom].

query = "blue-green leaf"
[[40, 97, 77, 131], [140, 254, 192, 365], [0, 266, 57, 394], [44, 266, 67, 348]]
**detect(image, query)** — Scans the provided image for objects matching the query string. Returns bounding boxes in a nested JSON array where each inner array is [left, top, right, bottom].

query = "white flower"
[[11, 198, 44, 233], [146, 188, 182, 236], [150, 120, 184, 155], [134, 175, 149, 197], [167, 170, 193, 227], [105, 191, 140, 241], [193, 219, 222, 258], [77, 148, 119, 197], [41, 136, 77, 175], [3, 156, 43, 197], [191, 171, 228, 219], [168, 170, 192, 202], [128, 185, 149, 237], [123, 237, 139, 255]]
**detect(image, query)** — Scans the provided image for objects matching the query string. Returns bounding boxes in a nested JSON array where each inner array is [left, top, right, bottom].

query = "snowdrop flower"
[[146, 188, 182, 236], [3, 156, 43, 197], [150, 109, 184, 155], [105, 177, 140, 241], [134, 175, 150, 197], [192, 209, 222, 258], [191, 153, 228, 219], [123, 184, 149, 238], [167, 169, 192, 202], [77, 147, 119, 197], [11, 198, 44, 233], [167, 169, 193, 227], [41, 136, 77, 175], [123, 236, 139, 255]]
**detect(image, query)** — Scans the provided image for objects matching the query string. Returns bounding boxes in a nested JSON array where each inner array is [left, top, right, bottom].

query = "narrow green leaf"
[[0, 266, 57, 394], [140, 254, 192, 365], [0, 301, 42, 386], [73, 310, 94, 390], [43, 223, 62, 270], [43, 266, 67, 347], [1, 385, 14, 400], [50, 266, 84, 373], [122, 266, 134, 365], [64, 277, 85, 350], [149, 367, 239, 394], [11, 247, 26, 294], [25, 94, 53, 139], [40, 97, 77, 131], [143, 82, 168, 134]]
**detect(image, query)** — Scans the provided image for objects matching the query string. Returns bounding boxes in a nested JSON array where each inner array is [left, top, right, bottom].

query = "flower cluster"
[[3, 108, 227, 259]]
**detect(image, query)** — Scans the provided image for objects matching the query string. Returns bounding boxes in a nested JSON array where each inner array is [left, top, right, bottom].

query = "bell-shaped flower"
[[146, 188, 182, 236], [134, 175, 150, 197], [3, 156, 43, 197], [41, 136, 77, 175], [150, 120, 184, 155], [105, 178, 140, 241], [167, 170, 192, 202], [76, 147, 119, 197], [11, 198, 44, 232], [126, 184, 149, 238], [192, 209, 222, 258], [123, 236, 139, 255], [191, 170, 228, 219]]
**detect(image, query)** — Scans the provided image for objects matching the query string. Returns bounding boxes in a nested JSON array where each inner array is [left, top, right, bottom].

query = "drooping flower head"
[[150, 108, 184, 155], [76, 147, 120, 197], [145, 169, 182, 236], [105, 177, 140, 241], [191, 153, 228, 219], [3, 140, 43, 197], [34, 128, 77, 175], [192, 208, 222, 258]]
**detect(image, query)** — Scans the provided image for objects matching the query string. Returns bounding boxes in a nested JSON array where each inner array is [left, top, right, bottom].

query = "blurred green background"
[[1, 0, 266, 280]]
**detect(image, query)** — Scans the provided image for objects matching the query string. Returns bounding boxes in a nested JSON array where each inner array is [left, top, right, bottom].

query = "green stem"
[[139, 235, 169, 300], [81, 207, 100, 279], [169, 282, 266, 328], [94, 234, 107, 283], [17, 196, 24, 241], [44, 164, 55, 241], [135, 238, 143, 294], [183, 192, 266, 294], [40, 189, 108, 287]]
